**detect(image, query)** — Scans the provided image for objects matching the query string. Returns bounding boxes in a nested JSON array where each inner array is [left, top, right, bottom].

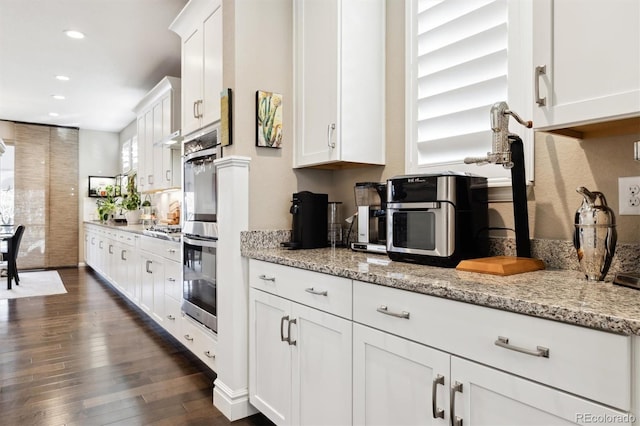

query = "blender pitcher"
[[573, 187, 617, 281]]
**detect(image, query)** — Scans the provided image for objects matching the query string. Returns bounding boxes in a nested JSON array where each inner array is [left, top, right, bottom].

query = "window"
[[406, 0, 533, 195], [0, 144, 15, 225]]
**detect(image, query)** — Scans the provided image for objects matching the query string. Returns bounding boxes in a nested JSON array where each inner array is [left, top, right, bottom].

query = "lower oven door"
[[387, 202, 455, 258], [182, 235, 217, 333]]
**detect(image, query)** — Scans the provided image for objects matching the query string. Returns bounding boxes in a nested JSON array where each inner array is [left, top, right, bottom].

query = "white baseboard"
[[213, 378, 258, 421]]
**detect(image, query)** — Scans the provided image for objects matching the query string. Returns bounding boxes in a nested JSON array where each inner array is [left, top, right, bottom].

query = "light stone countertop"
[[242, 245, 640, 336]]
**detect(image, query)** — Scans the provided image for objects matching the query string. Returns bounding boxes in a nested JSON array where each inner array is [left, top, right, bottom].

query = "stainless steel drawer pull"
[[204, 350, 215, 359], [377, 305, 410, 319], [535, 65, 547, 106], [305, 287, 328, 296], [184, 334, 194, 342], [287, 318, 297, 346], [432, 374, 445, 419], [258, 274, 275, 282], [495, 336, 549, 358], [167, 315, 176, 320], [280, 315, 289, 342], [167, 278, 176, 282], [450, 381, 463, 426], [167, 249, 177, 254]]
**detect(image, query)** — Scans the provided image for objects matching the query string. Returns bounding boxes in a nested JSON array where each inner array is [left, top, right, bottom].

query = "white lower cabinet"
[[250, 289, 352, 426], [353, 280, 633, 426], [353, 323, 449, 426], [248, 260, 353, 426], [452, 356, 631, 426], [247, 259, 636, 426], [353, 323, 631, 426]]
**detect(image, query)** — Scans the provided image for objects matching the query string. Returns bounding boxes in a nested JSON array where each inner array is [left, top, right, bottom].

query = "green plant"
[[120, 174, 140, 211], [96, 184, 117, 221]]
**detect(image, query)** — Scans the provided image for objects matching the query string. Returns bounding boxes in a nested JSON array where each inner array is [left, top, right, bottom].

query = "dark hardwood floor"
[[0, 267, 273, 426]]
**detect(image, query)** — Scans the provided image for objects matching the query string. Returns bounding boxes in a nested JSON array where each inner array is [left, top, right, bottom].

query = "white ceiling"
[[0, 0, 188, 133]]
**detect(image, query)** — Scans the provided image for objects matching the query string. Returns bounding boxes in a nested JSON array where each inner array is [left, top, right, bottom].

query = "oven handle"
[[183, 147, 218, 163], [184, 235, 218, 248], [387, 202, 441, 209]]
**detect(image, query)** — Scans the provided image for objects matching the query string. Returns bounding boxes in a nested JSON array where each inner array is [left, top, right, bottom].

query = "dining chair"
[[1, 225, 25, 284]]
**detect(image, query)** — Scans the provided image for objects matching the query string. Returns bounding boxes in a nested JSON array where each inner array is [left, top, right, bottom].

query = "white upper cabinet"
[[293, 0, 385, 168], [133, 76, 181, 192], [532, 0, 640, 130], [170, 0, 223, 137]]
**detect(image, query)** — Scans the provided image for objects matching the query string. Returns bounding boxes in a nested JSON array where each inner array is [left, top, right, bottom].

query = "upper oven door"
[[387, 202, 455, 258], [183, 147, 218, 224]]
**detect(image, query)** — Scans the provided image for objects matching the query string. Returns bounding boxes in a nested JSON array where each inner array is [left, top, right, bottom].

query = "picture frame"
[[220, 88, 232, 147], [256, 90, 283, 148], [88, 176, 116, 198]]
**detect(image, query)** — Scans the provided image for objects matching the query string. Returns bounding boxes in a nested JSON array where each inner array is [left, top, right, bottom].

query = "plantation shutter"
[[406, 0, 533, 190]]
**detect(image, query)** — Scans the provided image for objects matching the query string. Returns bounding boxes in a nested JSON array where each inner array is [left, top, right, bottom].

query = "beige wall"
[[224, 1, 640, 243]]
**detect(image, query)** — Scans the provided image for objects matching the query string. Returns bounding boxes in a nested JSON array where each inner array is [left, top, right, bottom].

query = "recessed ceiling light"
[[55, 75, 70, 81], [49, 112, 59, 117], [64, 30, 85, 39], [52, 95, 66, 100]]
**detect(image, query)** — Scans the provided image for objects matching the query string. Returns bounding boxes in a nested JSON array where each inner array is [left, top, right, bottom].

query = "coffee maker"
[[351, 182, 387, 253], [281, 191, 328, 249]]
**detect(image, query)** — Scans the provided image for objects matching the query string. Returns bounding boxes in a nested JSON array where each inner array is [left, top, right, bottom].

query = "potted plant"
[[96, 184, 117, 223], [120, 174, 141, 224]]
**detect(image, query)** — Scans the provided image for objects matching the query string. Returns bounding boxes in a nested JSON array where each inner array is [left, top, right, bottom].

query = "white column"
[[213, 155, 257, 420]]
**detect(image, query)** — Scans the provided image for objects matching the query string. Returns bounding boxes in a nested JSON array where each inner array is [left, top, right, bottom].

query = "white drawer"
[[353, 281, 632, 410], [180, 314, 217, 372], [164, 261, 182, 301], [140, 236, 181, 262], [117, 231, 136, 247], [164, 296, 181, 338], [249, 259, 352, 320]]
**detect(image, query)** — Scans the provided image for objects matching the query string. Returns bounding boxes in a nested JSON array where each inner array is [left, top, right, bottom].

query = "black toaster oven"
[[386, 173, 488, 267]]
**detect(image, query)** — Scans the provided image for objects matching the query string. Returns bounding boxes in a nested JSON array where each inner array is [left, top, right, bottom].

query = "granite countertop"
[[242, 245, 640, 336], [85, 220, 147, 235]]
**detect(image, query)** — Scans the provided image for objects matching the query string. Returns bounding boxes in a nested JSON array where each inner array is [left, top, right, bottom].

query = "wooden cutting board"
[[456, 256, 545, 276]]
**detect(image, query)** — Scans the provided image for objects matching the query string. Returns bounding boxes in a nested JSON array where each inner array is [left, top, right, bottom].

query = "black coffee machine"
[[281, 191, 328, 249]]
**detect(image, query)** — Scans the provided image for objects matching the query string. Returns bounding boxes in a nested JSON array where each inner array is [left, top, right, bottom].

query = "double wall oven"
[[181, 127, 221, 333]]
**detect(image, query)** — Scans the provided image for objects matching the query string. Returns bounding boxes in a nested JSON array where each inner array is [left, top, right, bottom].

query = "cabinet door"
[[353, 323, 450, 426], [137, 116, 146, 190], [139, 253, 154, 315], [451, 357, 632, 426], [533, 0, 640, 129], [249, 289, 293, 426], [144, 110, 154, 190], [294, 0, 338, 167], [290, 302, 352, 426], [153, 102, 163, 144], [201, 6, 222, 127], [151, 257, 166, 325], [182, 27, 203, 136]]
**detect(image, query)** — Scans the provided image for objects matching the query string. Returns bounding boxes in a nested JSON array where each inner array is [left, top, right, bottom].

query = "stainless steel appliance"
[[386, 173, 488, 267], [351, 182, 387, 254], [182, 235, 217, 332], [181, 126, 220, 332], [182, 127, 221, 239]]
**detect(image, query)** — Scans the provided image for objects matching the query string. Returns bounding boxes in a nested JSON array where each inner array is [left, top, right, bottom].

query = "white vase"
[[125, 209, 141, 225]]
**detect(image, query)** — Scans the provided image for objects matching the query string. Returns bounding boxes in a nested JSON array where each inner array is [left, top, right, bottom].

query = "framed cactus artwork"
[[256, 90, 283, 148]]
